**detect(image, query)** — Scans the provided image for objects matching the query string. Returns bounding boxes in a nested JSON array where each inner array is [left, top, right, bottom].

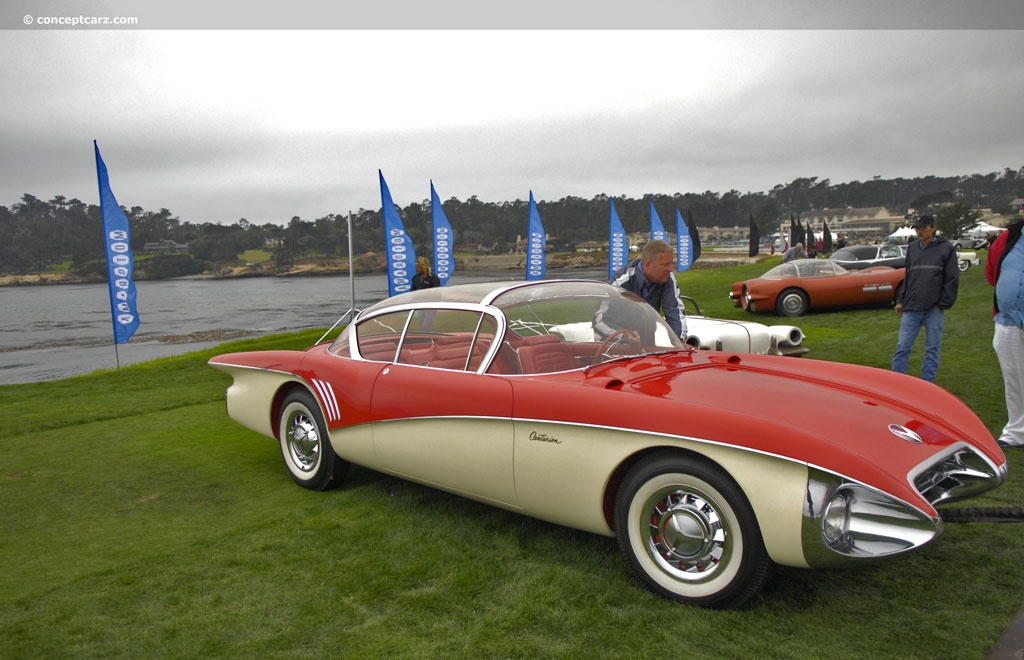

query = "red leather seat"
[[516, 335, 579, 374]]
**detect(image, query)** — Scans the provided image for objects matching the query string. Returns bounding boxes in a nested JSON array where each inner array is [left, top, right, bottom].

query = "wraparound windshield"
[[332, 280, 687, 374], [762, 260, 846, 279], [489, 281, 686, 372]]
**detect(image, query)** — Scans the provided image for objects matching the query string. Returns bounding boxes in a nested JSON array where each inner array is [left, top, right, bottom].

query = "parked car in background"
[[484, 295, 808, 357], [958, 251, 980, 271], [730, 259, 906, 316], [209, 279, 1005, 608], [829, 244, 906, 270], [830, 241, 978, 272], [681, 296, 807, 356], [952, 236, 988, 250]]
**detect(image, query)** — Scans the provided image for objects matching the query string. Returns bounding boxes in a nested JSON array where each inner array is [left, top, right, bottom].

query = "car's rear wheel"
[[278, 390, 349, 491], [614, 452, 771, 609], [775, 288, 808, 316], [958, 258, 971, 272]]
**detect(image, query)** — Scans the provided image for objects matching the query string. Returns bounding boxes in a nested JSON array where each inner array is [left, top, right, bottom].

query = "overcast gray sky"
[[3, 1, 1023, 225]]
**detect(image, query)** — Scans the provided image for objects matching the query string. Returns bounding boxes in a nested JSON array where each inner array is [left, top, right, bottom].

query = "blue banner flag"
[[379, 170, 415, 296], [93, 141, 139, 345], [526, 192, 546, 281], [649, 200, 667, 242], [430, 181, 453, 286], [675, 208, 693, 272], [608, 197, 628, 279]]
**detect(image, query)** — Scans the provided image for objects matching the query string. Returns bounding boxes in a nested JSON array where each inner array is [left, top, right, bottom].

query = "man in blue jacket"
[[892, 214, 959, 382], [599, 239, 688, 341]]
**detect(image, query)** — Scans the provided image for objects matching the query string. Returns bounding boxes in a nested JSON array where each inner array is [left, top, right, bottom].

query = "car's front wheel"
[[775, 288, 808, 316], [278, 390, 349, 491], [614, 452, 771, 609]]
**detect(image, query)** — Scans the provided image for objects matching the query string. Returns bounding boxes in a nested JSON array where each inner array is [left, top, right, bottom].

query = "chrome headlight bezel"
[[802, 467, 941, 568], [801, 443, 1005, 568]]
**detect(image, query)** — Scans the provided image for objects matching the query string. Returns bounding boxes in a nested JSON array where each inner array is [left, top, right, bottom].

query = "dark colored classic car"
[[209, 279, 1005, 608], [829, 244, 907, 270], [729, 259, 906, 316]]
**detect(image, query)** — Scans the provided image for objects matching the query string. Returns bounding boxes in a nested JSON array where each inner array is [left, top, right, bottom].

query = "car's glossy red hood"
[[575, 351, 1001, 506]]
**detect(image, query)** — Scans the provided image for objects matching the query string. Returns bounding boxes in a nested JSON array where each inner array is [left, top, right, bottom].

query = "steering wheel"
[[594, 329, 641, 363]]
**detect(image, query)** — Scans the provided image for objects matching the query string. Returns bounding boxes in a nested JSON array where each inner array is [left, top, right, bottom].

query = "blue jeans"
[[892, 308, 945, 382]]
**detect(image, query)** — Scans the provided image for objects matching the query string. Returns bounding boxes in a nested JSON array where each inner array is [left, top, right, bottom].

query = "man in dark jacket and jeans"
[[892, 214, 959, 382]]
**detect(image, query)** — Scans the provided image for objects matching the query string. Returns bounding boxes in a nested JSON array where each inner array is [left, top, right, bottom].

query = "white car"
[[548, 296, 807, 357], [957, 251, 980, 272], [685, 314, 807, 356], [682, 296, 807, 356]]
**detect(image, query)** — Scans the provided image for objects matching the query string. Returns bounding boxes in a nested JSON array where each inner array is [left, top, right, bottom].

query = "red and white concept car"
[[209, 279, 1005, 608]]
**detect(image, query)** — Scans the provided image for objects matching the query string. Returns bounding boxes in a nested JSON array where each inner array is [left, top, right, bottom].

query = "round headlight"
[[822, 493, 851, 547]]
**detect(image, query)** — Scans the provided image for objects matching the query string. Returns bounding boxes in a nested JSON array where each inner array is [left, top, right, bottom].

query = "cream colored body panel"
[[699, 445, 809, 567], [214, 366, 811, 567], [215, 365, 298, 438], [367, 418, 517, 507], [326, 426, 376, 470], [512, 421, 811, 567], [214, 363, 382, 467]]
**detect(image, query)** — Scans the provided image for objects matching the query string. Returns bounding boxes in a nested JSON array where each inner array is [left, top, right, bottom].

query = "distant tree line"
[[1, 168, 1021, 275]]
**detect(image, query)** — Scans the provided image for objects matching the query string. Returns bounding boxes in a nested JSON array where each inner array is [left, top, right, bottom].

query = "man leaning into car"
[[599, 239, 687, 340], [891, 214, 959, 382]]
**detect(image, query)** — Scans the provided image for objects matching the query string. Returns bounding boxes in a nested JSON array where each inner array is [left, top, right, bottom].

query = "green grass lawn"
[[1, 257, 1021, 659], [237, 249, 273, 264]]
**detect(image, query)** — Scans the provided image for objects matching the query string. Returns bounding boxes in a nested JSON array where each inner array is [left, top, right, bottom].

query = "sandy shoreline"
[[0, 251, 759, 287], [0, 254, 544, 286]]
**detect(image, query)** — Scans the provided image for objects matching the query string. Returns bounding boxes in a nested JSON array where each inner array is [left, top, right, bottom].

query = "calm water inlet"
[[0, 269, 604, 384]]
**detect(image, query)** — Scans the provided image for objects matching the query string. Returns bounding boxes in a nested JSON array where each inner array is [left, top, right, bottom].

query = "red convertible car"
[[209, 280, 1005, 608], [730, 259, 906, 316]]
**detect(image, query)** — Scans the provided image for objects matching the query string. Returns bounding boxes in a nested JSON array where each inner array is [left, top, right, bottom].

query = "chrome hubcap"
[[286, 412, 320, 472], [781, 294, 802, 314], [643, 488, 726, 579]]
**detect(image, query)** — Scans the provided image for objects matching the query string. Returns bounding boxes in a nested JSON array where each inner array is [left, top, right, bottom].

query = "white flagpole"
[[348, 210, 356, 320], [316, 210, 360, 345]]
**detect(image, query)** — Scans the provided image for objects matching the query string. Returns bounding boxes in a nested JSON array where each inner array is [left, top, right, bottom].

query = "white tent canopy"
[[968, 221, 1003, 235], [890, 221, 1004, 242]]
